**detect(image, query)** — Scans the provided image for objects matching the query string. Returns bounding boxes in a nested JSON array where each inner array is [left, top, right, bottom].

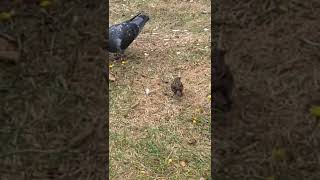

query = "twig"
[[131, 101, 140, 109], [300, 38, 320, 47]]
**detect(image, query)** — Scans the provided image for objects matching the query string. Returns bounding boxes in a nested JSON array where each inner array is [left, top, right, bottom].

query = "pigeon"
[[213, 31, 234, 113], [108, 12, 150, 61], [171, 77, 183, 97]]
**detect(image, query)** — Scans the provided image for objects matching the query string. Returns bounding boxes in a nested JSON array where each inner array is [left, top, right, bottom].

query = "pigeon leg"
[[119, 51, 127, 62], [114, 51, 127, 62], [114, 53, 122, 61]]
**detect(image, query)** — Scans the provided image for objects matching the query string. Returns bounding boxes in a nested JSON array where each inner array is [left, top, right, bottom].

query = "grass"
[[109, 0, 211, 179], [110, 124, 210, 179]]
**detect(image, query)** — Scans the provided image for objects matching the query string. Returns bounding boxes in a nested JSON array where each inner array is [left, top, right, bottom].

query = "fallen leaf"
[[271, 148, 286, 161], [192, 117, 197, 124], [310, 106, 320, 117], [196, 108, 204, 113], [0, 11, 14, 21], [266, 176, 276, 180], [121, 60, 128, 65], [40, 0, 53, 8]]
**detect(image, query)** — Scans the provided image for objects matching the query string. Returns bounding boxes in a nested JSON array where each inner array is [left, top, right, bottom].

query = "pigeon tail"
[[127, 12, 142, 21], [129, 12, 150, 31]]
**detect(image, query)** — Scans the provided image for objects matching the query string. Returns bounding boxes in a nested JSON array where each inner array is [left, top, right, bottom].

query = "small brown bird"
[[171, 77, 183, 97]]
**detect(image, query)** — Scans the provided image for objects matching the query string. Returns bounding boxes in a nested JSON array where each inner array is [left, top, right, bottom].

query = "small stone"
[[109, 74, 116, 82], [145, 88, 150, 95]]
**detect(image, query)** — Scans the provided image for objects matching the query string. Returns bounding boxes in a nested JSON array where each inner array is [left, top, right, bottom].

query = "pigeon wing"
[[118, 23, 140, 50]]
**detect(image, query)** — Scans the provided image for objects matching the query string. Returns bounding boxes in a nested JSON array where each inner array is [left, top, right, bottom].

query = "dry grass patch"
[[109, 0, 211, 179]]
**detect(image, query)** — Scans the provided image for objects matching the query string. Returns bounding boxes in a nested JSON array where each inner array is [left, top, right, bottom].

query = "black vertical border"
[[105, 0, 110, 179], [211, 0, 217, 178]]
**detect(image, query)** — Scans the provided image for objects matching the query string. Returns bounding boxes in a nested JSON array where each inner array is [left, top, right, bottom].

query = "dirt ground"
[[109, 0, 211, 179], [214, 0, 320, 179], [1, 1, 107, 179]]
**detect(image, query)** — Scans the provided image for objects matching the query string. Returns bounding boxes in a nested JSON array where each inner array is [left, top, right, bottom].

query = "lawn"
[[109, 0, 211, 179]]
